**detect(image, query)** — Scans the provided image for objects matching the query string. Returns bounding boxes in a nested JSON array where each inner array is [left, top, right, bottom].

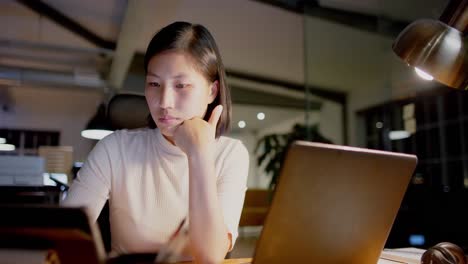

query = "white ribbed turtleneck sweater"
[[63, 128, 249, 254]]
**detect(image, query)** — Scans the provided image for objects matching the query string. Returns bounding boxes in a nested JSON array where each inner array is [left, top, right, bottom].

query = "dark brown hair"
[[144, 21, 231, 138]]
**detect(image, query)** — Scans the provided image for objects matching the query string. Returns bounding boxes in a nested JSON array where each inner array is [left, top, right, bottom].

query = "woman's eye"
[[175, 83, 188, 89], [148, 82, 160, 87]]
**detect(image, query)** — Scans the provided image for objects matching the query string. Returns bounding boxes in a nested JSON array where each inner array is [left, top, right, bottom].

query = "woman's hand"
[[174, 105, 232, 263], [173, 105, 223, 156]]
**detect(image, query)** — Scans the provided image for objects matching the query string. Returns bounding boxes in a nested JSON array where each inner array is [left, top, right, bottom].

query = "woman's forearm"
[[187, 152, 230, 264]]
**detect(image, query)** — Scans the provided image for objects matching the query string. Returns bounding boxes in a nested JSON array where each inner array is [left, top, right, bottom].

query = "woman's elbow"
[[191, 244, 228, 264], [195, 255, 224, 264]]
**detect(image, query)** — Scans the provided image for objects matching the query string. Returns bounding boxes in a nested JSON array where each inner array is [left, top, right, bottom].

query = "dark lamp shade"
[[392, 19, 467, 89], [81, 104, 114, 140], [393, 0, 467, 89]]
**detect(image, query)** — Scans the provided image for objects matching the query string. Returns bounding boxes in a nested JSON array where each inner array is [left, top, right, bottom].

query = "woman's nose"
[[159, 87, 175, 109]]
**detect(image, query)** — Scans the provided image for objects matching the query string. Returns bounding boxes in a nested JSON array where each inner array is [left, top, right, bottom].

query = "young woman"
[[63, 21, 249, 263]]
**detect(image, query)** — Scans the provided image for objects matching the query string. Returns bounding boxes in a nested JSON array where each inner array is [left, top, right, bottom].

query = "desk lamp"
[[392, 1, 468, 260], [392, 0, 467, 89]]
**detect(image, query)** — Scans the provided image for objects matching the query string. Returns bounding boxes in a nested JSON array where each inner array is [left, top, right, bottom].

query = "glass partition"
[[304, 0, 466, 250]]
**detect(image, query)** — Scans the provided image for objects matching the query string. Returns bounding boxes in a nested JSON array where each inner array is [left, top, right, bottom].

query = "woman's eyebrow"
[[146, 72, 159, 77], [172, 74, 188, 79], [146, 72, 188, 79]]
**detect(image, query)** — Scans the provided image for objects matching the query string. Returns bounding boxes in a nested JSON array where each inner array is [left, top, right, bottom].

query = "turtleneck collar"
[[153, 128, 186, 157]]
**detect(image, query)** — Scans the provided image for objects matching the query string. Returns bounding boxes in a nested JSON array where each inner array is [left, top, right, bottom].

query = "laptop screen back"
[[0, 206, 106, 264], [253, 141, 417, 264]]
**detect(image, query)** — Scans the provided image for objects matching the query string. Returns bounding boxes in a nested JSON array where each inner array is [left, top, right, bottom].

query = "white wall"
[[229, 131, 260, 188], [304, 17, 390, 146], [139, 0, 305, 84], [318, 101, 343, 145], [0, 85, 103, 161]]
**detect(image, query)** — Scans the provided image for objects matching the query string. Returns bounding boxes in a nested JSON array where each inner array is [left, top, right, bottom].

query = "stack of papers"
[[379, 247, 426, 263], [0, 156, 45, 185]]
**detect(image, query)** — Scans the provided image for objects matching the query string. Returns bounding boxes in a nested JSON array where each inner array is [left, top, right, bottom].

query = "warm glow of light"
[[238, 121, 246, 129], [81, 129, 113, 140], [0, 144, 15, 151], [257, 112, 265, 120], [389, 130, 411, 140], [414, 67, 434, 81]]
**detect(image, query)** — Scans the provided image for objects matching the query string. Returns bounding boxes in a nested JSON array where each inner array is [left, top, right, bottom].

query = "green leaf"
[[256, 122, 333, 190]]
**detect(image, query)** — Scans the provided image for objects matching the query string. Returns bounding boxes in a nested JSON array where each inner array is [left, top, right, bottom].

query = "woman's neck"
[[163, 134, 176, 146]]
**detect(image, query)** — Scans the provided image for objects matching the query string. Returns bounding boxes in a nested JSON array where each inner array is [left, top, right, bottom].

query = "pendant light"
[[81, 103, 114, 140]]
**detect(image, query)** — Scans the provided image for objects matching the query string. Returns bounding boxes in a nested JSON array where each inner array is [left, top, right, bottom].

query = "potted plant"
[[256, 123, 333, 189]]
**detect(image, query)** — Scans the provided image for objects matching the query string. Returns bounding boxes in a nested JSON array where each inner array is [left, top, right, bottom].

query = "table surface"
[[185, 259, 252, 264], [221, 259, 252, 264]]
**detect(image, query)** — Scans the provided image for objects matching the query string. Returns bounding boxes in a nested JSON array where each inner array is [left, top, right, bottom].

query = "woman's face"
[[145, 50, 217, 141]]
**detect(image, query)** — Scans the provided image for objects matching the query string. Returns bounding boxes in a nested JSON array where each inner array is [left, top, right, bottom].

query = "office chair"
[[239, 189, 271, 228], [227, 189, 271, 259], [107, 93, 149, 130]]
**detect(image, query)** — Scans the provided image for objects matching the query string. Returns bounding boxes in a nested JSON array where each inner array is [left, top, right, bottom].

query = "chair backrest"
[[239, 189, 271, 227], [107, 93, 149, 130]]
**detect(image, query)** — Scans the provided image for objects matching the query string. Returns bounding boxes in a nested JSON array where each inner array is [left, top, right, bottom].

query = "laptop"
[[0, 205, 165, 264], [252, 141, 417, 264], [0, 205, 106, 264]]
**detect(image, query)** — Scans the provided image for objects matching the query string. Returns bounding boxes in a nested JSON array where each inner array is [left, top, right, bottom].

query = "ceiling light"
[[81, 130, 113, 140], [389, 130, 411, 141], [392, 0, 467, 89], [257, 112, 265, 120], [414, 67, 434, 81], [0, 143, 15, 151], [238, 121, 246, 129]]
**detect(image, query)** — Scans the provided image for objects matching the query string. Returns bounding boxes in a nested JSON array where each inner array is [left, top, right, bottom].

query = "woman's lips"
[[158, 116, 179, 125]]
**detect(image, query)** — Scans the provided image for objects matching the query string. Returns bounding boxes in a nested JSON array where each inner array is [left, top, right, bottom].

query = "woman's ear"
[[208, 80, 219, 104]]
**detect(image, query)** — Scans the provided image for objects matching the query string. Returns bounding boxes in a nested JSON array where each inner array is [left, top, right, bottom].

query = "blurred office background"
[[1, 0, 466, 257]]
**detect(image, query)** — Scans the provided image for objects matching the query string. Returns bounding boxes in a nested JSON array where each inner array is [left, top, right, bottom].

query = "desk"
[[185, 257, 414, 264], [198, 256, 415, 264], [215, 259, 251, 264], [0, 185, 62, 204], [189, 259, 252, 264], [220, 259, 252, 264], [107, 256, 253, 264]]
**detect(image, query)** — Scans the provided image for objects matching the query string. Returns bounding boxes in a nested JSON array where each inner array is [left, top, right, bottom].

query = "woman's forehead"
[[147, 51, 207, 80]]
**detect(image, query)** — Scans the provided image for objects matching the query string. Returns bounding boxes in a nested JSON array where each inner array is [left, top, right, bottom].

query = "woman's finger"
[[208, 105, 223, 127]]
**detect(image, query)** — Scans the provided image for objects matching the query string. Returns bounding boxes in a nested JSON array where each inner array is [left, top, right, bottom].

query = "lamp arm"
[[439, 0, 467, 33]]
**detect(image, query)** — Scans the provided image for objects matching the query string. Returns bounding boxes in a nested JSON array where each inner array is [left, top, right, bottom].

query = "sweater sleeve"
[[216, 140, 250, 250], [61, 134, 116, 222]]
